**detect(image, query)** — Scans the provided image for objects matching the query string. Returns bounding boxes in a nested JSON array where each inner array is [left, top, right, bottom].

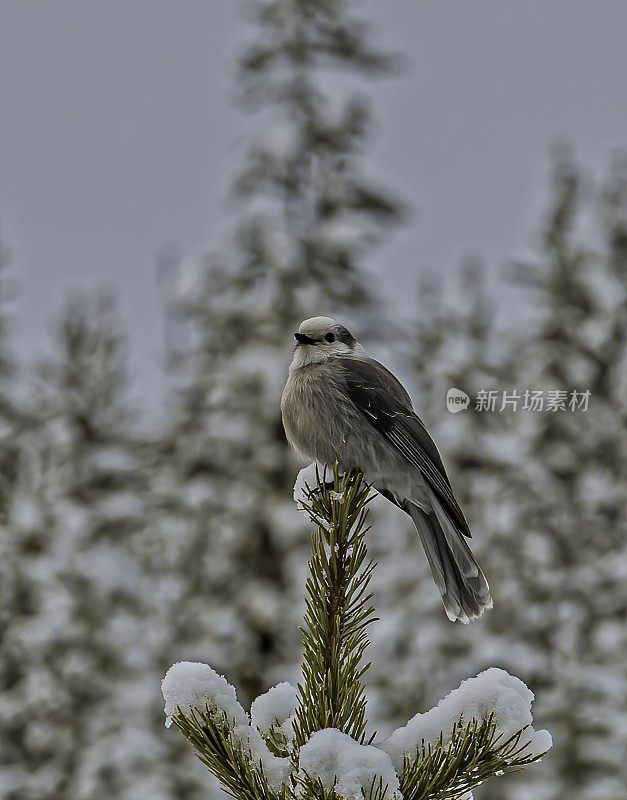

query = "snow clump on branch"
[[298, 728, 401, 800], [293, 462, 324, 505], [380, 668, 552, 771], [162, 661, 247, 729], [162, 662, 291, 790], [251, 681, 299, 742]]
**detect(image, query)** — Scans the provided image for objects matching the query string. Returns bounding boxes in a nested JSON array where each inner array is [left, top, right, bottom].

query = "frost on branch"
[[381, 668, 552, 772], [161, 467, 551, 800]]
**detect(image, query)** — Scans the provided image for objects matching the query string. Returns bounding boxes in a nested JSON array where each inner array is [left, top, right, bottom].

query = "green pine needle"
[[292, 464, 377, 747]]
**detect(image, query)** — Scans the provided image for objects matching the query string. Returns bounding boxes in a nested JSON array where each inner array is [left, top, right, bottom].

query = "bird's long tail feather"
[[405, 499, 492, 623]]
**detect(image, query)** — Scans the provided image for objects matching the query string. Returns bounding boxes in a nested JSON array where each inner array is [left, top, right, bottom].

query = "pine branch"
[[399, 714, 549, 800], [170, 706, 289, 800], [292, 464, 377, 747]]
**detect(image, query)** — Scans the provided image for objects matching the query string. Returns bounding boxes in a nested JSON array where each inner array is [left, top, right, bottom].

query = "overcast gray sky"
[[2, 1, 627, 410]]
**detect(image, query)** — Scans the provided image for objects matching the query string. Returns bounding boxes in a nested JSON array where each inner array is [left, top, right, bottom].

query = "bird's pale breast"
[[281, 362, 352, 465]]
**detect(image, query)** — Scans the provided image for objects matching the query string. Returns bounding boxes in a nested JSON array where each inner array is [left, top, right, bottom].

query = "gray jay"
[[281, 316, 492, 623]]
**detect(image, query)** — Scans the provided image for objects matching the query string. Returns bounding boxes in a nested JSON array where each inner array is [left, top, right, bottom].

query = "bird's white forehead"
[[298, 316, 338, 337]]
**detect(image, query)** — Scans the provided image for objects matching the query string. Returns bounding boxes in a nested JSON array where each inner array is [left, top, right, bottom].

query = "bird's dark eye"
[[324, 332, 336, 343]]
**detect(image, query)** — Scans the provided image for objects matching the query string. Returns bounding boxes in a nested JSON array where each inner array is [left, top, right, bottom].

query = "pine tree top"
[[162, 465, 551, 800]]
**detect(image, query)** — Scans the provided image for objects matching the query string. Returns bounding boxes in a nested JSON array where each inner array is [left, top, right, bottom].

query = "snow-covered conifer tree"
[[157, 0, 403, 716], [0, 241, 35, 799], [0, 294, 156, 799], [365, 265, 511, 732], [477, 151, 627, 799], [380, 153, 627, 799], [0, 237, 19, 517]]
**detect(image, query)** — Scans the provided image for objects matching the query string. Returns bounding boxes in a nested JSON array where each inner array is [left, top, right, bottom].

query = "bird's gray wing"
[[337, 356, 472, 538]]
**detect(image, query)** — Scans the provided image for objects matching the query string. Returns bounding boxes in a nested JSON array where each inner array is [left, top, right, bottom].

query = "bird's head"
[[291, 316, 363, 368]]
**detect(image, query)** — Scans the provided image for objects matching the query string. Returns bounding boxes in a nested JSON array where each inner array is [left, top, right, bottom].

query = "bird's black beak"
[[294, 332, 319, 345]]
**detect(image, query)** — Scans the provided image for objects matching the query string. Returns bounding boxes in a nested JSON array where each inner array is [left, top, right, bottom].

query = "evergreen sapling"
[[162, 464, 551, 800]]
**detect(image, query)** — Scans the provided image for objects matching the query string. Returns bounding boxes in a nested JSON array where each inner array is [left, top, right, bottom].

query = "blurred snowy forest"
[[1, 2, 626, 800]]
